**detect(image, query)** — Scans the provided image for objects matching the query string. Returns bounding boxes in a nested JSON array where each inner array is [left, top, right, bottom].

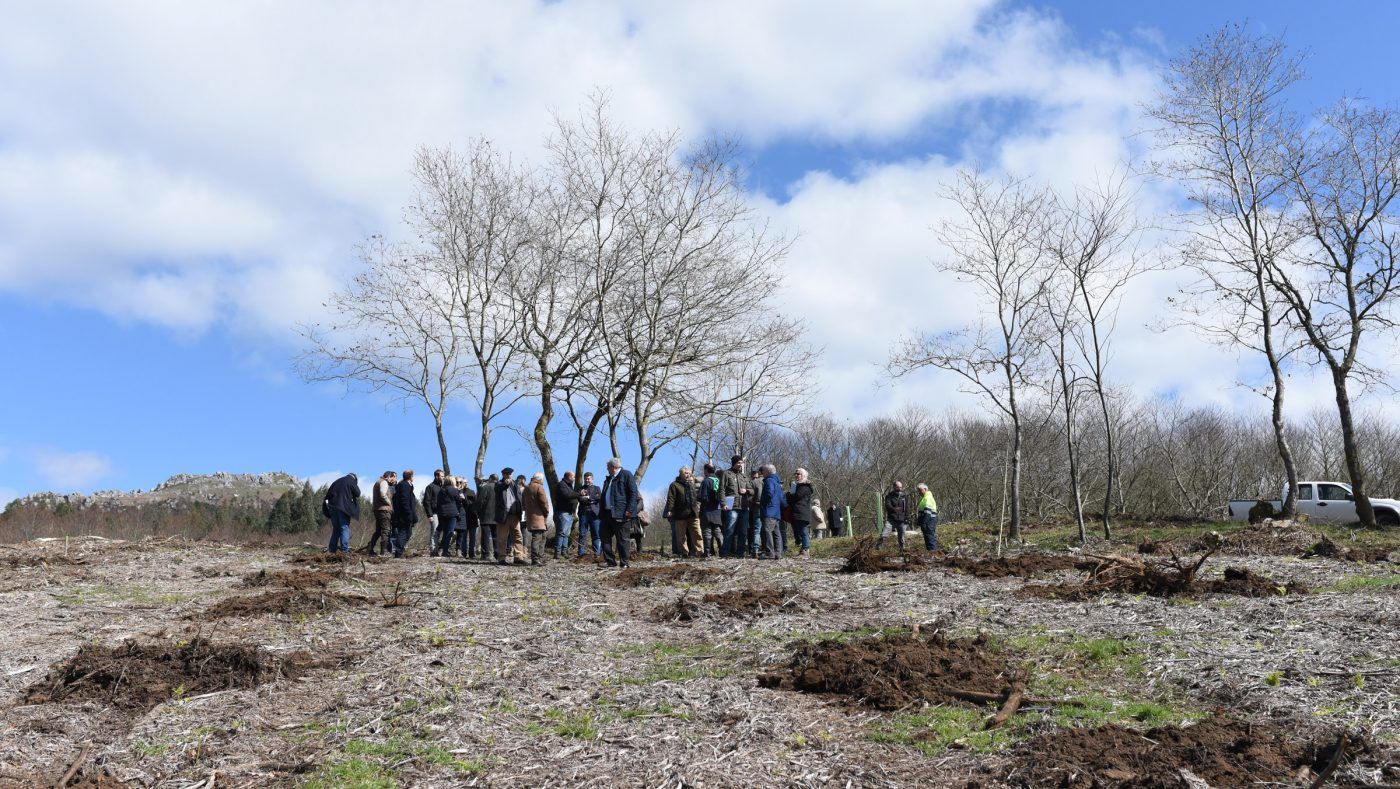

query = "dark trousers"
[[479, 523, 496, 559], [600, 512, 631, 567], [918, 511, 939, 551], [391, 521, 415, 557], [368, 510, 392, 554]]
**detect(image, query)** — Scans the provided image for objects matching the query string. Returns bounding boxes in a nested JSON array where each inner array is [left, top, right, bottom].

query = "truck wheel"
[[1376, 509, 1400, 527]]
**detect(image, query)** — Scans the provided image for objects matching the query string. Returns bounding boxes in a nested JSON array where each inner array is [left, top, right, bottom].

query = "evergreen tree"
[[266, 491, 295, 534], [293, 482, 319, 533]]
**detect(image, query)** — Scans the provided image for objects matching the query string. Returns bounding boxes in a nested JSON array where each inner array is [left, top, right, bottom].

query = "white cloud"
[[34, 449, 113, 491], [305, 470, 346, 489]]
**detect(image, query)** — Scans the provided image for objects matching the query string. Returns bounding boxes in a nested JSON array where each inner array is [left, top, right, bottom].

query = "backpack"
[[701, 475, 722, 509]]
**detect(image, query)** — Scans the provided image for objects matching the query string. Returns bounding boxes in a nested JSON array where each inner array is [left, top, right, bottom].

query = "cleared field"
[[0, 523, 1395, 787]]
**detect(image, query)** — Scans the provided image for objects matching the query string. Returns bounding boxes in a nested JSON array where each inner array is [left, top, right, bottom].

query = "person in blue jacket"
[[759, 464, 786, 560], [598, 457, 639, 568]]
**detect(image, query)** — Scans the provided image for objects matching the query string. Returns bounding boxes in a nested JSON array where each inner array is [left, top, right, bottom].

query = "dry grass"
[[0, 533, 1394, 787]]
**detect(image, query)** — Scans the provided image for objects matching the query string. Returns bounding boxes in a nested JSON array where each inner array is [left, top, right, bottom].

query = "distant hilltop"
[[11, 472, 304, 512]]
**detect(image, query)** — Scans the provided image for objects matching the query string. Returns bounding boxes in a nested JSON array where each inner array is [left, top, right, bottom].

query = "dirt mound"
[[836, 537, 933, 573], [1195, 523, 1317, 556], [938, 553, 1100, 578], [239, 567, 342, 589], [286, 550, 355, 565], [0, 553, 87, 569], [609, 564, 727, 588], [1022, 549, 1307, 600], [757, 631, 1014, 710], [653, 586, 804, 621], [197, 589, 371, 619], [1206, 566, 1310, 597], [1304, 535, 1393, 563], [992, 713, 1353, 788], [23, 637, 305, 713]]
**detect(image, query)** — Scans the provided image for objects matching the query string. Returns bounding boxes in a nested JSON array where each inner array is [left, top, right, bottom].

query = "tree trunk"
[[1094, 384, 1113, 540], [1009, 415, 1023, 542], [1258, 275, 1299, 519], [1062, 387, 1085, 544], [473, 418, 489, 482], [533, 372, 561, 502], [1333, 370, 1377, 528], [434, 413, 452, 476]]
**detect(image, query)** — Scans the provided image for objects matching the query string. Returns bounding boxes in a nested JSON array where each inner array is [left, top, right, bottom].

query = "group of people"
[[319, 455, 940, 563]]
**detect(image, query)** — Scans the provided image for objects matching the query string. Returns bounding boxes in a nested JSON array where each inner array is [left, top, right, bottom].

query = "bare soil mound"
[[610, 564, 727, 588], [286, 551, 358, 566], [1207, 566, 1310, 597], [653, 586, 804, 621], [1193, 523, 1317, 556], [938, 553, 1101, 578], [23, 638, 306, 713], [0, 553, 87, 569], [197, 589, 371, 619], [1022, 552, 1308, 601], [836, 538, 934, 574], [989, 714, 1355, 788], [757, 631, 1014, 711], [1304, 535, 1393, 563], [239, 566, 342, 589]]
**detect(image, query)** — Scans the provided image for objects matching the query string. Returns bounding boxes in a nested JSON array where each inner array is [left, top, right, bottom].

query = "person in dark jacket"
[[664, 466, 703, 559], [422, 470, 443, 555], [324, 473, 361, 554], [788, 468, 815, 558], [576, 472, 602, 557], [876, 480, 910, 551], [435, 475, 464, 558], [475, 473, 499, 561], [759, 465, 786, 560], [747, 470, 765, 558], [553, 471, 581, 558], [389, 469, 419, 558], [598, 458, 639, 568], [456, 483, 479, 557]]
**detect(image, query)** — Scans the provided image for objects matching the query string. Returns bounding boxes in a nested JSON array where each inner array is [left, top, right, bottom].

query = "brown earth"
[[609, 564, 727, 588], [836, 537, 935, 573], [1206, 566, 1310, 597], [286, 550, 359, 566], [987, 713, 1355, 788], [757, 631, 1015, 711], [652, 586, 805, 621], [238, 566, 343, 589], [1020, 552, 1309, 601], [195, 588, 371, 619], [22, 638, 307, 714], [937, 553, 1102, 578], [1304, 535, 1394, 563]]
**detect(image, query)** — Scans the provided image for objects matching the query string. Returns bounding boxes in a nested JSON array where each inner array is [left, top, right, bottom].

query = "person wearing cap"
[[719, 455, 749, 557], [323, 472, 361, 554], [915, 483, 940, 551]]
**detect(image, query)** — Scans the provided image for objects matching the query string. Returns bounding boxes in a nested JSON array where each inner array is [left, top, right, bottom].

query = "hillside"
[[1, 472, 307, 543]]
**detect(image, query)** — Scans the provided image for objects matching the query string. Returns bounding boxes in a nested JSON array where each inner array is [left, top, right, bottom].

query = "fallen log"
[[984, 676, 1027, 730]]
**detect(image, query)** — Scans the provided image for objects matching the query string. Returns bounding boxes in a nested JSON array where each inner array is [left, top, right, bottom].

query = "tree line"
[[300, 26, 1400, 541]]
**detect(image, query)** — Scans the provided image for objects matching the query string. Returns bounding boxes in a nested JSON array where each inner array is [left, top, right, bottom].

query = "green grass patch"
[[609, 641, 741, 685], [866, 706, 1027, 755], [301, 757, 397, 789], [1323, 572, 1400, 593]]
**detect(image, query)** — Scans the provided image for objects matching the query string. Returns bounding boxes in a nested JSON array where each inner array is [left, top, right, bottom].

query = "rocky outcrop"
[[11, 472, 303, 512]]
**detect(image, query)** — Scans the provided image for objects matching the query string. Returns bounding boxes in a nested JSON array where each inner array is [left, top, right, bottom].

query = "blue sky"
[[1, 0, 1397, 505]]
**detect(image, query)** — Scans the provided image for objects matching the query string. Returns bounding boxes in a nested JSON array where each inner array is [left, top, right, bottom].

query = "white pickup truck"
[[1228, 481, 1400, 525]]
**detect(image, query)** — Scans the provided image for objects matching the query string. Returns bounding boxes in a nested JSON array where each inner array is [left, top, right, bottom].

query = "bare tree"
[[298, 237, 469, 473], [1148, 24, 1306, 519], [410, 142, 533, 478], [1038, 276, 1088, 542], [1044, 173, 1150, 539], [891, 169, 1051, 541], [1271, 99, 1400, 528]]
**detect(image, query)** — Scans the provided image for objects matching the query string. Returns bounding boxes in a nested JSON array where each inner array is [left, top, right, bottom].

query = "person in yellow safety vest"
[[915, 483, 940, 552]]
